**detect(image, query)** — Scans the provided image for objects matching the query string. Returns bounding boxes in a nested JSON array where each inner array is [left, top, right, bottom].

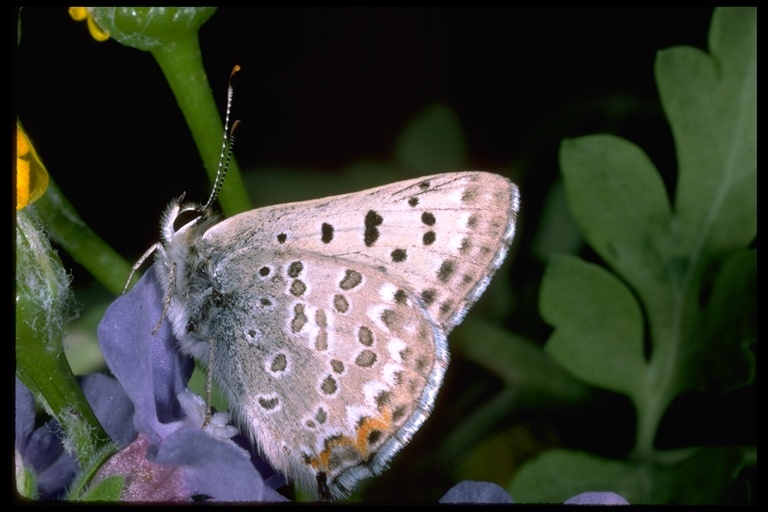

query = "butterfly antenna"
[[202, 64, 241, 211]]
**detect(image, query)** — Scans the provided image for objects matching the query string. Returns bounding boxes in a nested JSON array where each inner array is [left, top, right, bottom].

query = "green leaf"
[[79, 476, 125, 501], [656, 446, 753, 505], [509, 449, 637, 503], [658, 8, 756, 254], [688, 249, 756, 392], [540, 255, 646, 397], [559, 135, 674, 304], [15, 462, 38, 500], [535, 9, 756, 503], [509, 446, 750, 504], [553, 6, 756, 428]]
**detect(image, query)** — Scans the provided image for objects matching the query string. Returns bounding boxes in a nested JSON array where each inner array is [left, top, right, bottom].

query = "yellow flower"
[[69, 7, 110, 42], [16, 124, 49, 211]]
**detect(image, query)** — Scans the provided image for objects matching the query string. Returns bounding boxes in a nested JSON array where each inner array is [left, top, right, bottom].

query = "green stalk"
[[151, 34, 251, 216], [16, 208, 114, 467]]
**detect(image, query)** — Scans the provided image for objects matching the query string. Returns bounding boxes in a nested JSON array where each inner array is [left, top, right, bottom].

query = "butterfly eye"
[[173, 208, 203, 233]]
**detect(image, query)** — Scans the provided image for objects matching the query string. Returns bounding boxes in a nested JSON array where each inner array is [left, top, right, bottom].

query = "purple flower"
[[564, 491, 629, 505], [93, 265, 288, 501], [438, 481, 629, 505], [439, 481, 514, 503], [16, 375, 135, 499]]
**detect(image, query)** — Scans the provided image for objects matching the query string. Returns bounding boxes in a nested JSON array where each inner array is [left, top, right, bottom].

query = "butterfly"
[[128, 68, 520, 500]]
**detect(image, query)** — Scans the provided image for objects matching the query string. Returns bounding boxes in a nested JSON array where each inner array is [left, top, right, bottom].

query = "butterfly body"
[[153, 171, 519, 499]]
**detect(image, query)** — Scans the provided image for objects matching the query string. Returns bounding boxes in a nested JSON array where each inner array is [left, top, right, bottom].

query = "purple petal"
[[16, 380, 79, 499], [565, 491, 629, 505], [15, 380, 35, 454], [80, 373, 136, 447], [16, 375, 136, 499], [97, 266, 193, 443], [154, 428, 288, 502], [439, 480, 514, 503], [23, 417, 80, 499], [96, 267, 286, 501]]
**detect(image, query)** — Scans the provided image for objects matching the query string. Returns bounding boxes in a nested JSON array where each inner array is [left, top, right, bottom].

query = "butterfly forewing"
[[203, 172, 520, 334]]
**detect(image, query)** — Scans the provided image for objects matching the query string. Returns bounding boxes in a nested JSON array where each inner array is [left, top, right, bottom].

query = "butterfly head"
[[159, 197, 220, 247]]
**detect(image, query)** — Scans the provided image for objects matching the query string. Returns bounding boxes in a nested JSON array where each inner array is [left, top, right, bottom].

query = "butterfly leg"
[[153, 259, 176, 336], [202, 336, 214, 426]]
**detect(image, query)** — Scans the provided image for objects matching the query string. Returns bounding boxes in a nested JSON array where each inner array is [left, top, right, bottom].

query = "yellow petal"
[[68, 7, 88, 21], [86, 14, 110, 41], [16, 125, 49, 211], [69, 7, 109, 42]]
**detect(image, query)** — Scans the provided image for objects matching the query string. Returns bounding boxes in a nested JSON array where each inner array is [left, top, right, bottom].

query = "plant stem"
[[151, 34, 251, 217]]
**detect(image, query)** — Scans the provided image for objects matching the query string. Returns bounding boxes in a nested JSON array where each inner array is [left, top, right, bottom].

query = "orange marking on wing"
[[308, 435, 356, 471], [354, 409, 392, 458], [307, 408, 395, 472]]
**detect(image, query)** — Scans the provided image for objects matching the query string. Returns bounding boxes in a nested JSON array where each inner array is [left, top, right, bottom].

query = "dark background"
[[15, 7, 714, 263]]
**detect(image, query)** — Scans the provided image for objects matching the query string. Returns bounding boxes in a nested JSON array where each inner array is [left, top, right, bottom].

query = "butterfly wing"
[[193, 246, 447, 499], [184, 170, 519, 498], [204, 171, 520, 334]]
